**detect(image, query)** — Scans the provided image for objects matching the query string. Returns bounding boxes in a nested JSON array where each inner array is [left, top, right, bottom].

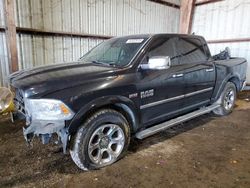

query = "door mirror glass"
[[145, 56, 171, 70]]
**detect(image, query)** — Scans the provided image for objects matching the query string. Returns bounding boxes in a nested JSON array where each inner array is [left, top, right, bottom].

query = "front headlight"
[[26, 99, 75, 120]]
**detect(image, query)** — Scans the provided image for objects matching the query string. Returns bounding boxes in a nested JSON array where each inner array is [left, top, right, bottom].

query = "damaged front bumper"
[[12, 91, 74, 154], [23, 119, 69, 153]]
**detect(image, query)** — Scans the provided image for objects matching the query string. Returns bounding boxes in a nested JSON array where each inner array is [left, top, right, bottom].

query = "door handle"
[[172, 73, 183, 78], [205, 68, 214, 72]]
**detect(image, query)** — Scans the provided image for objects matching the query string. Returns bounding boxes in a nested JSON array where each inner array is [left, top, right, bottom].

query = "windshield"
[[80, 37, 149, 67]]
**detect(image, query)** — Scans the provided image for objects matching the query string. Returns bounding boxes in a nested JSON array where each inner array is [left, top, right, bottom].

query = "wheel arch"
[[213, 74, 240, 102], [68, 96, 140, 135], [228, 76, 240, 91]]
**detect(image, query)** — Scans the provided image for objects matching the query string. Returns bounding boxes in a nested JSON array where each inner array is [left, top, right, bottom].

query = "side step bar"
[[135, 103, 220, 139]]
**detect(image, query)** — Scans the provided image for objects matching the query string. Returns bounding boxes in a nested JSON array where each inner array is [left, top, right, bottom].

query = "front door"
[[137, 37, 186, 126]]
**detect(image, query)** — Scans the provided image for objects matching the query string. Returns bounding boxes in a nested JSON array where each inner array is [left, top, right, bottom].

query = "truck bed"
[[215, 57, 247, 82]]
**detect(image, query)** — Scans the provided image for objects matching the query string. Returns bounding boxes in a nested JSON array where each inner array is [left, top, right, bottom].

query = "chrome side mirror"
[[141, 56, 171, 70]]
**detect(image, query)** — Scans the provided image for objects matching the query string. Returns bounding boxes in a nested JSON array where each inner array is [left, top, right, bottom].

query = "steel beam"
[[207, 38, 250, 44], [195, 0, 223, 6], [147, 0, 180, 9], [15, 27, 112, 39]]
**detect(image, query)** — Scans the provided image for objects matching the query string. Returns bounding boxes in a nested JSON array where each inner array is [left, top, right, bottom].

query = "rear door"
[[176, 37, 216, 110]]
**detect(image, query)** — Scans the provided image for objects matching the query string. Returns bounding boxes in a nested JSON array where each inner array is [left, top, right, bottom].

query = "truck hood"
[[9, 62, 117, 98]]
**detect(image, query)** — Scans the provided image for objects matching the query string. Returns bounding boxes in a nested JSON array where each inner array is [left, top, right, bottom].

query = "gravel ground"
[[0, 91, 250, 188]]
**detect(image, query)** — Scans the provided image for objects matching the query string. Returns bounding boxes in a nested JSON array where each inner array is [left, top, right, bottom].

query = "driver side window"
[[141, 37, 178, 66]]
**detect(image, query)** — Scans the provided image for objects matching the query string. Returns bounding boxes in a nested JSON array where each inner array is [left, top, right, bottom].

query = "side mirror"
[[141, 56, 171, 70]]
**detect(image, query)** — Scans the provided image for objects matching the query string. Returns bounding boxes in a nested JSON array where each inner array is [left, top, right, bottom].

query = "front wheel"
[[213, 82, 236, 116], [70, 109, 130, 170]]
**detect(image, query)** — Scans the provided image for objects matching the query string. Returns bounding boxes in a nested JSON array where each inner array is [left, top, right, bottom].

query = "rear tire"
[[70, 109, 130, 170], [213, 82, 236, 116]]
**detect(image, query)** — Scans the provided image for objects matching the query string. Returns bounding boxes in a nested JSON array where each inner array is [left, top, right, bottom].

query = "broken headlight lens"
[[26, 99, 75, 120], [0, 87, 14, 114]]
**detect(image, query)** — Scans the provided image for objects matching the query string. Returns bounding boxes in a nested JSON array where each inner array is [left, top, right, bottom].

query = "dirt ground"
[[0, 91, 250, 188]]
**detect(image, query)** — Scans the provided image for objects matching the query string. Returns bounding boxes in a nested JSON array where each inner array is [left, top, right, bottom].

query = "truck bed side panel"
[[211, 58, 247, 101]]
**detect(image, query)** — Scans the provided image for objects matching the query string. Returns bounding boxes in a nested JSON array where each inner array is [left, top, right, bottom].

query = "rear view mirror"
[[141, 56, 171, 70]]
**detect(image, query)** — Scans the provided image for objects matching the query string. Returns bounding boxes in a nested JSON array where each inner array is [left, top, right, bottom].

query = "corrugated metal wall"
[[0, 0, 180, 87], [192, 0, 250, 83], [16, 0, 180, 35]]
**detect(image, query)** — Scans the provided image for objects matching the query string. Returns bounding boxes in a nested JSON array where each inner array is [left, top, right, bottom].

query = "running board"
[[136, 103, 220, 139]]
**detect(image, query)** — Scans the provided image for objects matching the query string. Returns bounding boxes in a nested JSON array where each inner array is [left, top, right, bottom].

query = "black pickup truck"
[[9, 34, 247, 170]]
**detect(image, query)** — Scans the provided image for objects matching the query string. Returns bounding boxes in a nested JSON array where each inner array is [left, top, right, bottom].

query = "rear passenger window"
[[177, 37, 207, 64]]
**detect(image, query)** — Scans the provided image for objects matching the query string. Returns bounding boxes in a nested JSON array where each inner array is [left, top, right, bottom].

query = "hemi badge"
[[129, 93, 138, 99]]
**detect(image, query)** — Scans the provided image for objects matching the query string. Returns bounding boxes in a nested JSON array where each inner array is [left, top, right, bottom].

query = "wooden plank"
[[4, 0, 18, 73], [207, 38, 250, 44], [147, 0, 180, 9], [195, 0, 223, 6], [179, 0, 196, 34]]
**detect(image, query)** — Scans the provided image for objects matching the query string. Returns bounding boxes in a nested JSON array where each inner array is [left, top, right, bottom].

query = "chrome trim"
[[205, 68, 214, 72], [172, 73, 184, 78], [140, 95, 184, 109], [140, 87, 213, 109], [185, 87, 213, 97]]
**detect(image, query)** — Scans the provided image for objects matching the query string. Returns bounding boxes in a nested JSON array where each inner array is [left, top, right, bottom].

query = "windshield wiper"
[[91, 60, 108, 66], [106, 61, 118, 67], [91, 60, 118, 67]]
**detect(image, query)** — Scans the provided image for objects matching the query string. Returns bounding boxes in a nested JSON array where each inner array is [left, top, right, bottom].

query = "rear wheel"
[[213, 82, 236, 116], [70, 109, 130, 170]]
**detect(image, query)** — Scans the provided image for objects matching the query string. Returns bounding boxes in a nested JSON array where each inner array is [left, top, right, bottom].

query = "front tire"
[[213, 82, 236, 116], [70, 109, 130, 170]]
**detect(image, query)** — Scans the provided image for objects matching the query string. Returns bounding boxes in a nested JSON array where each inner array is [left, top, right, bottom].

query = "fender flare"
[[213, 73, 241, 102], [68, 95, 140, 134]]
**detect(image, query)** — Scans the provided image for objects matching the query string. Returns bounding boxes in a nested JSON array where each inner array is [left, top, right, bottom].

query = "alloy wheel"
[[224, 89, 235, 110], [88, 124, 125, 166]]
